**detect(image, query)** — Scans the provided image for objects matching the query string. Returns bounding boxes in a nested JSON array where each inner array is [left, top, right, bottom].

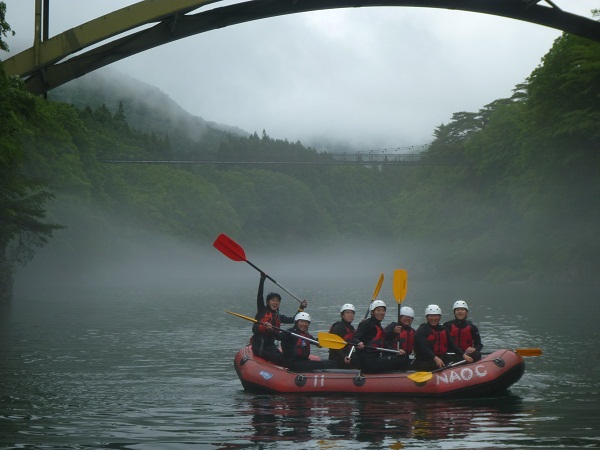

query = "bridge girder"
[[1, 0, 215, 78], [2, 0, 599, 96]]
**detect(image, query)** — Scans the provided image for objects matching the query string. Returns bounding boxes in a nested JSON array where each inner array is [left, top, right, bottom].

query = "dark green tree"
[[0, 1, 14, 53], [1, 6, 63, 296], [0, 74, 63, 297]]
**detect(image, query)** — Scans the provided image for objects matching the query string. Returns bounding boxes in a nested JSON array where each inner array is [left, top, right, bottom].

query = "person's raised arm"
[[256, 272, 267, 312]]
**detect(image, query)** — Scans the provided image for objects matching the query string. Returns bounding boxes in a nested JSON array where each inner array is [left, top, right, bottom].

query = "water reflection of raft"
[[234, 345, 525, 397]]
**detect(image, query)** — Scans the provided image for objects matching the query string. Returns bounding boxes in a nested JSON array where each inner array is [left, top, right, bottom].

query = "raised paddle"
[[392, 269, 408, 319], [364, 273, 385, 319], [408, 359, 468, 383], [214, 233, 303, 304], [317, 332, 402, 355]]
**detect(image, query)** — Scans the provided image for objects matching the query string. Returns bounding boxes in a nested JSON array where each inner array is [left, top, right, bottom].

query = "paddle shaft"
[[348, 346, 355, 359], [225, 310, 319, 345], [261, 322, 319, 346], [434, 359, 467, 372], [282, 329, 319, 346], [364, 273, 384, 319], [340, 343, 400, 357], [367, 345, 402, 354], [340, 342, 403, 355], [250, 262, 303, 304], [214, 234, 303, 304], [317, 332, 402, 355], [408, 359, 467, 382], [448, 348, 542, 357]]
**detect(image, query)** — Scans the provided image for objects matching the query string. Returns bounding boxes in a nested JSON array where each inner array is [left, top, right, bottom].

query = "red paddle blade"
[[213, 234, 247, 262]]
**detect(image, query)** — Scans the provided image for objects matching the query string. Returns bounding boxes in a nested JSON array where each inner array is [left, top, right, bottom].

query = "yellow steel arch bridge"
[[2, 0, 599, 96]]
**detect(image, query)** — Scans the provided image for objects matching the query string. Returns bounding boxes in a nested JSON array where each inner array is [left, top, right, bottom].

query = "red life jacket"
[[426, 325, 449, 356], [256, 309, 280, 335], [369, 323, 386, 350], [387, 325, 415, 353], [448, 321, 474, 351], [329, 321, 355, 342], [288, 330, 312, 359], [399, 326, 415, 353]]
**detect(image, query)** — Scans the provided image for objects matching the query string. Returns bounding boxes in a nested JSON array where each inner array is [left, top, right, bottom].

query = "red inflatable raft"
[[233, 345, 525, 397]]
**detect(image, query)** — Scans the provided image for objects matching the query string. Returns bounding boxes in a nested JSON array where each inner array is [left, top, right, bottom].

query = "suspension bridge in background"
[[99, 145, 468, 166]]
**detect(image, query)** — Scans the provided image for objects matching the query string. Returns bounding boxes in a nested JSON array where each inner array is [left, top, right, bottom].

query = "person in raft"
[[414, 304, 473, 371], [328, 303, 360, 369], [443, 300, 483, 362], [352, 300, 409, 373], [281, 312, 337, 372], [251, 272, 307, 366], [384, 306, 416, 368]]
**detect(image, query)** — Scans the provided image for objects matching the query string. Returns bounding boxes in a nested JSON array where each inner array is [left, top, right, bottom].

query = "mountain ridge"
[[50, 67, 248, 152]]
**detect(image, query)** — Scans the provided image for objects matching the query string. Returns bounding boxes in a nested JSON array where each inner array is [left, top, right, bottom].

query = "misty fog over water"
[[13, 211, 600, 304], [12, 225, 435, 295], [3, 251, 600, 448]]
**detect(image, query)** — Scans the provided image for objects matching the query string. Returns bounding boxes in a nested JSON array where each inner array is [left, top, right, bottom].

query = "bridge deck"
[[99, 153, 466, 166]]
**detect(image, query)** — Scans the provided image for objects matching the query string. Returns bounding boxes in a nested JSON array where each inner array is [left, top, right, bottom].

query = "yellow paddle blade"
[[225, 310, 257, 323], [365, 273, 386, 319], [515, 348, 543, 357], [407, 371, 433, 383], [407, 359, 467, 382], [317, 332, 349, 350], [392, 269, 408, 303], [372, 273, 384, 300]]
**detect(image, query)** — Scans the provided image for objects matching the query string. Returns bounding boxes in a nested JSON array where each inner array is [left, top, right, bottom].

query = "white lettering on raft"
[[313, 375, 325, 387], [435, 365, 488, 384]]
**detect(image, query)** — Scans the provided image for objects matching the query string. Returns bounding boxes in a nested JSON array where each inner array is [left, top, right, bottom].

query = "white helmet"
[[453, 300, 469, 311], [425, 304, 442, 315], [370, 300, 386, 312], [340, 303, 356, 313], [294, 312, 311, 322], [400, 306, 415, 318]]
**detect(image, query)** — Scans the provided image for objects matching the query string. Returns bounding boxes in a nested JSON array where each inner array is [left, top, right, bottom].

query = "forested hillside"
[[49, 69, 249, 159], [1, 22, 599, 297]]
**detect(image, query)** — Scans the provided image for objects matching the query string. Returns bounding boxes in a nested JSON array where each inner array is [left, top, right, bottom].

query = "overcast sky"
[[2, 1, 597, 150]]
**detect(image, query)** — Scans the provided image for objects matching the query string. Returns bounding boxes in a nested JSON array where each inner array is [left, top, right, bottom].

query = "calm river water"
[[1, 273, 599, 449]]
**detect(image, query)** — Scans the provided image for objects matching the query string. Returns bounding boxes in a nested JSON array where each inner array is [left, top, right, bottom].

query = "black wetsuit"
[[281, 326, 337, 372], [353, 317, 408, 373], [328, 320, 359, 369], [443, 319, 483, 362], [250, 275, 294, 366], [383, 321, 415, 368], [414, 322, 465, 371]]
